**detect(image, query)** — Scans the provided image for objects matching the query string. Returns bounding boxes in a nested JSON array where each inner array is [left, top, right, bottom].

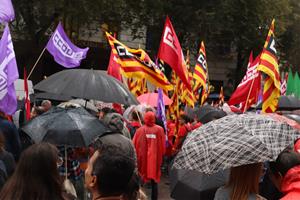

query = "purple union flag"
[[0, 24, 19, 115], [0, 0, 15, 23], [46, 22, 89, 68]]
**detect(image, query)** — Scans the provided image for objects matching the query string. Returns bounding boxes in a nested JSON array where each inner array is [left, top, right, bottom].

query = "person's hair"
[[270, 150, 300, 177], [227, 163, 263, 200], [123, 172, 140, 200], [92, 144, 135, 197], [100, 107, 113, 114], [33, 106, 45, 115], [0, 143, 64, 200], [41, 100, 52, 107], [145, 107, 155, 113], [131, 110, 142, 122], [180, 114, 191, 123]]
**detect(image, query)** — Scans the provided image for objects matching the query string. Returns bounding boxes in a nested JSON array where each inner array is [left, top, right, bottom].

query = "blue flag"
[[0, 24, 19, 115]]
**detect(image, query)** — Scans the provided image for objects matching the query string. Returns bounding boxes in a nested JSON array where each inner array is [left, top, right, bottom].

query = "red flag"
[[24, 68, 31, 120], [158, 16, 191, 90], [228, 52, 261, 112], [107, 49, 122, 82]]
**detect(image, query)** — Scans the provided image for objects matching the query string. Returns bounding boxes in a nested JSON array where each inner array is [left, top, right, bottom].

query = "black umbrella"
[[21, 106, 110, 147], [256, 95, 300, 111], [30, 92, 72, 102], [195, 105, 227, 124], [169, 167, 229, 200], [34, 69, 138, 105]]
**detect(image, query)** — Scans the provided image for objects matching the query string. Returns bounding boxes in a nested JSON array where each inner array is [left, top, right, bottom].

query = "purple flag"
[[156, 88, 168, 142], [0, 25, 19, 115], [0, 0, 15, 23], [46, 22, 89, 68]]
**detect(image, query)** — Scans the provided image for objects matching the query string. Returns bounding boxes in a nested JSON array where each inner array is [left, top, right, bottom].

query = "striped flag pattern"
[[181, 50, 195, 108], [281, 72, 288, 96], [257, 19, 281, 113], [193, 41, 208, 93], [106, 32, 172, 91]]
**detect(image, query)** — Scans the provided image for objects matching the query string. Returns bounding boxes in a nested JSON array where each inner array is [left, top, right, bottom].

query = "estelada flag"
[[158, 16, 191, 91], [106, 32, 172, 91], [228, 52, 261, 112], [257, 19, 280, 113]]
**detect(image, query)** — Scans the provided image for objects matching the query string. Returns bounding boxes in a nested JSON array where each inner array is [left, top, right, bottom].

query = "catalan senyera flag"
[[169, 76, 181, 120], [193, 41, 208, 92], [127, 78, 147, 97], [257, 19, 280, 113], [181, 50, 195, 108], [106, 32, 172, 91]]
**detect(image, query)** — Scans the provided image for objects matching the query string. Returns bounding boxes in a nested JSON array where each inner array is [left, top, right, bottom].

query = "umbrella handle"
[[135, 109, 143, 126]]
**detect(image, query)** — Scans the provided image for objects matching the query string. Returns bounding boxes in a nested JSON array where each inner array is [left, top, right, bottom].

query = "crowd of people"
[[0, 99, 298, 200]]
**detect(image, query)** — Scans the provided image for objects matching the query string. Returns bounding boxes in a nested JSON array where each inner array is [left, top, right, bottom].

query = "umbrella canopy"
[[21, 106, 110, 147], [194, 105, 227, 124], [173, 113, 300, 174], [256, 95, 300, 111], [30, 92, 72, 102], [34, 69, 138, 105], [169, 167, 228, 200], [137, 92, 172, 107]]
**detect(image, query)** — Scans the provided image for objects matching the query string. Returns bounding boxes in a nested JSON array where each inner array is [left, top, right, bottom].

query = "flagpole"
[[28, 47, 47, 79], [243, 77, 256, 113]]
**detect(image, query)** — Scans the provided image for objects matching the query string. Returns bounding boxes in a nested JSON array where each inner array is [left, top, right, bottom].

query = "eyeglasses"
[[57, 156, 63, 167]]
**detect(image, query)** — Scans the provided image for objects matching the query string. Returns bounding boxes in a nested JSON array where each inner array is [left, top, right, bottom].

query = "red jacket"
[[281, 165, 300, 200], [133, 112, 166, 183]]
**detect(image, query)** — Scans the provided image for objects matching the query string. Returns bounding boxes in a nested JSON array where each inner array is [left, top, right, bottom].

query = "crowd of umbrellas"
[[18, 68, 300, 200]]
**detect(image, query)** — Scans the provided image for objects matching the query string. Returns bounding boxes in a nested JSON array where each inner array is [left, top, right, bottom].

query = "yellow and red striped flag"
[[219, 86, 224, 105], [193, 41, 208, 93], [257, 19, 280, 113], [127, 78, 147, 97], [180, 50, 195, 108], [106, 32, 172, 91]]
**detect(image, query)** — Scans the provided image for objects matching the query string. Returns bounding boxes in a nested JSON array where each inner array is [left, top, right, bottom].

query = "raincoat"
[[133, 112, 166, 183], [280, 165, 300, 200]]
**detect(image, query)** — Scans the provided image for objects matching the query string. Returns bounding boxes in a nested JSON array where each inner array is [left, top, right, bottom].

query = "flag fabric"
[[0, 0, 15, 23], [201, 84, 210, 106], [169, 76, 181, 120], [228, 52, 261, 112], [294, 72, 300, 98], [193, 41, 208, 92], [257, 19, 280, 113], [106, 32, 172, 91], [181, 50, 195, 108], [219, 86, 224, 105], [158, 16, 191, 90], [0, 25, 19, 115], [46, 22, 89, 68], [107, 47, 122, 82], [281, 72, 288, 96], [286, 69, 295, 96], [156, 88, 168, 141], [24, 68, 31, 120]]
